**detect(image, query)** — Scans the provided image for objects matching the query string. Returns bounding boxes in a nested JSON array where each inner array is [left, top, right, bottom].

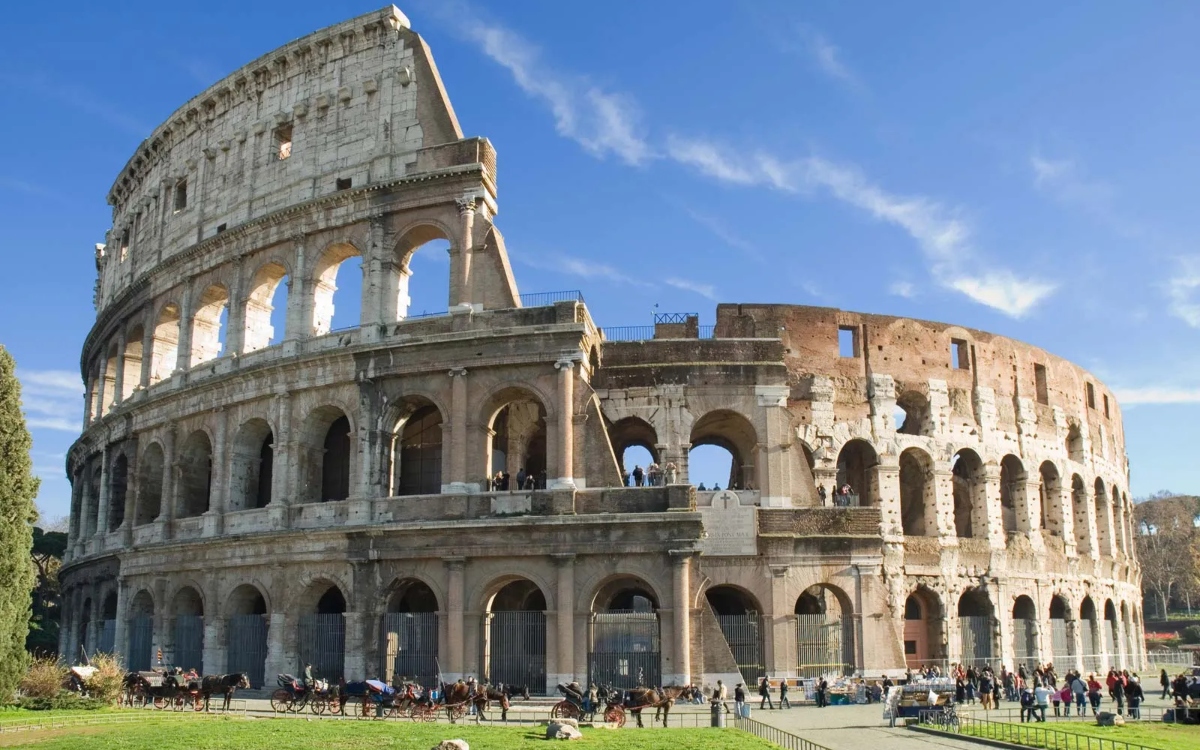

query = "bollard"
[[711, 701, 726, 728]]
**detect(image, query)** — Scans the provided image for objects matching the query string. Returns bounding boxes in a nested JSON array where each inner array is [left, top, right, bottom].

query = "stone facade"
[[61, 6, 1144, 691]]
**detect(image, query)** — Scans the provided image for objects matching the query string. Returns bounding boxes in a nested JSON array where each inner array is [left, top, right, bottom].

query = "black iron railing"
[[919, 710, 1165, 750], [519, 290, 584, 307], [735, 716, 835, 750]]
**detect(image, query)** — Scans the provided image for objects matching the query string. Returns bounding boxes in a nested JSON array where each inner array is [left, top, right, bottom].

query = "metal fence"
[[298, 614, 345, 682], [487, 611, 546, 693], [959, 616, 993, 667], [1081, 620, 1101, 671], [380, 612, 438, 687], [1105, 621, 1118, 668], [735, 716, 835, 750], [519, 290, 584, 307], [600, 326, 655, 341], [717, 613, 765, 685], [588, 611, 661, 689], [920, 710, 1164, 750], [97, 619, 116, 655], [795, 615, 852, 678], [227, 614, 268, 688], [1051, 619, 1071, 665], [127, 617, 153, 672], [173, 615, 204, 673], [1146, 650, 1195, 667], [1012, 618, 1037, 669]]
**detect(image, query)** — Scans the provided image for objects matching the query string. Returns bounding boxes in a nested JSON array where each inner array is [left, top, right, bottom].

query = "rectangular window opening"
[[1103, 393, 1110, 418], [216, 223, 227, 234], [951, 338, 970, 370], [274, 123, 293, 160], [336, 177, 352, 191], [838, 326, 859, 358], [173, 180, 188, 213], [1034, 363, 1049, 405], [119, 229, 130, 261], [1086, 382, 1096, 409]]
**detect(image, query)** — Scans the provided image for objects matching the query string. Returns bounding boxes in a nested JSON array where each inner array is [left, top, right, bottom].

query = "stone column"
[[982, 466, 1005, 549], [670, 551, 692, 685], [112, 331, 127, 407], [264, 613, 289, 682], [452, 197, 475, 308], [174, 286, 194, 373], [83, 377, 95, 427], [67, 473, 81, 558], [933, 469, 957, 539], [112, 579, 128, 662], [875, 463, 901, 535], [342, 613, 366, 680], [139, 315, 154, 389], [204, 409, 227, 537], [445, 369, 469, 493], [93, 360, 107, 420], [552, 554, 575, 686], [269, 394, 292, 527], [224, 263, 245, 356], [285, 236, 308, 342], [202, 617, 227, 676], [1056, 482, 1077, 556], [85, 595, 99, 655], [552, 358, 576, 489], [444, 557, 465, 682], [161, 425, 177, 539], [96, 447, 112, 541]]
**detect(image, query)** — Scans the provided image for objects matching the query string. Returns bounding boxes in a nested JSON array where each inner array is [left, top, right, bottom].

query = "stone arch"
[[607, 416, 660, 475], [690, 409, 758, 491], [169, 584, 206, 617], [169, 584, 206, 671], [835, 438, 879, 506], [471, 569, 556, 614], [1112, 485, 1127, 555], [1066, 423, 1085, 463], [1080, 595, 1100, 670], [243, 260, 290, 352], [177, 430, 213, 518], [586, 574, 663, 688], [704, 583, 766, 684], [1094, 478, 1113, 556], [895, 390, 933, 436], [300, 405, 354, 503], [1103, 598, 1119, 668], [899, 447, 934, 536], [1048, 593, 1073, 665], [903, 585, 945, 668], [794, 583, 855, 677], [295, 578, 347, 681], [385, 578, 440, 613], [390, 221, 453, 320], [150, 301, 181, 384], [1039, 461, 1064, 538], [99, 342, 119, 415], [129, 589, 155, 619], [1012, 595, 1037, 668], [226, 583, 270, 615], [225, 582, 270, 687], [230, 417, 274, 510], [1119, 601, 1133, 668], [135, 442, 164, 525], [122, 324, 144, 400], [126, 589, 155, 671], [951, 448, 986, 539], [957, 587, 996, 667], [190, 284, 229, 365], [387, 397, 444, 496], [481, 385, 550, 488], [481, 575, 549, 692], [108, 452, 129, 531], [312, 241, 363, 336], [999, 454, 1026, 534], [589, 574, 662, 612], [1071, 474, 1091, 553], [381, 576, 440, 685]]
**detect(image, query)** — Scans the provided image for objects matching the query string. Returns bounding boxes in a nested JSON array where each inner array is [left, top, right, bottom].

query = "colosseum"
[[59, 6, 1145, 693]]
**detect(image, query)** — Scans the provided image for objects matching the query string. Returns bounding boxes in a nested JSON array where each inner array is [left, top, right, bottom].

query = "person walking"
[[734, 683, 747, 718], [632, 465, 644, 487], [1020, 687, 1035, 722], [979, 672, 994, 710], [516, 468, 527, 491], [816, 677, 829, 708], [1113, 675, 1125, 716], [1159, 669, 1170, 700], [1087, 674, 1103, 716], [1033, 683, 1051, 723], [716, 680, 728, 713], [779, 679, 791, 709], [759, 676, 774, 710], [1126, 677, 1142, 720]]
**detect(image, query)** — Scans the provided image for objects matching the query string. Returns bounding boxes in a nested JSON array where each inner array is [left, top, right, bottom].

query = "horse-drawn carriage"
[[270, 673, 341, 714], [341, 680, 435, 721], [125, 669, 203, 710], [551, 683, 626, 726]]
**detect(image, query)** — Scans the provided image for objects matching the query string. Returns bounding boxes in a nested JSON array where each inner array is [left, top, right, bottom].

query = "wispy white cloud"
[[0, 73, 149, 137], [459, 19, 650, 165], [0, 177, 54, 197], [1166, 257, 1200, 327], [674, 202, 761, 259], [797, 27, 859, 88], [1030, 155, 1114, 214], [665, 277, 718, 300], [518, 251, 653, 289], [18, 369, 82, 433], [889, 280, 916, 298], [1114, 386, 1200, 405]]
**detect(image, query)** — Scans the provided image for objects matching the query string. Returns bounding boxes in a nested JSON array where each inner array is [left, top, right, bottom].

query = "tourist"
[[1052, 683, 1066, 717], [1019, 687, 1035, 722], [516, 468, 527, 491], [697, 482, 707, 491], [1086, 674, 1103, 715], [1112, 674, 1125, 716], [1033, 682, 1051, 722], [1069, 671, 1087, 716], [734, 683, 746, 717], [759, 676, 774, 710], [818, 485, 827, 505], [882, 675, 894, 694], [816, 677, 829, 708], [779, 679, 791, 709], [1160, 669, 1170, 700], [1126, 676, 1142, 720], [716, 679, 728, 713], [992, 671, 1003, 706], [955, 677, 966, 704], [632, 465, 644, 486], [979, 672, 994, 710]]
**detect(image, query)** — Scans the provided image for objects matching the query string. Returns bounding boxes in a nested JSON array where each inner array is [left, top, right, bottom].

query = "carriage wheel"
[[384, 703, 403, 720], [309, 696, 327, 715], [193, 694, 204, 712], [269, 689, 292, 713], [551, 700, 580, 719], [605, 705, 626, 727], [152, 695, 167, 710], [357, 695, 374, 720], [414, 704, 437, 722], [448, 703, 467, 723], [290, 693, 309, 713]]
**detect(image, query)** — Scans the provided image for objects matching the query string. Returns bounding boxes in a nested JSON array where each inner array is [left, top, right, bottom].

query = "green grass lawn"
[[0, 714, 777, 749], [946, 718, 1200, 750]]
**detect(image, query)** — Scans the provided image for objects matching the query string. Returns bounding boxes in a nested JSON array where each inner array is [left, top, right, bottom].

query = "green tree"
[[27, 527, 67, 656], [0, 347, 38, 700]]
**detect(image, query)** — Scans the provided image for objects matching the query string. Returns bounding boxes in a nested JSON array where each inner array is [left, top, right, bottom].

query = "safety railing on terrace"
[[735, 716, 835, 750], [601, 326, 656, 341], [918, 710, 1164, 750], [519, 289, 585, 307]]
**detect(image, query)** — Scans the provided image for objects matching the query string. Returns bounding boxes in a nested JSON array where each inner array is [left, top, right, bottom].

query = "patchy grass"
[[0, 714, 776, 749], [939, 718, 1200, 750]]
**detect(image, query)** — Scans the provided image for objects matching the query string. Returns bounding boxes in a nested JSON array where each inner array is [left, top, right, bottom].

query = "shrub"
[[15, 693, 106, 711], [1182, 625, 1200, 645], [83, 653, 125, 706], [19, 657, 65, 699]]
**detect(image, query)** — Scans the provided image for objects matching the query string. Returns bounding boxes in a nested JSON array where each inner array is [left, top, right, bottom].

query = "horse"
[[623, 684, 693, 728], [496, 683, 531, 701], [441, 681, 510, 723], [477, 686, 512, 721], [200, 673, 251, 712]]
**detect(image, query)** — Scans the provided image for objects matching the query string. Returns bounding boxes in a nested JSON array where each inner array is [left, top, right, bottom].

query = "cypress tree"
[[0, 346, 38, 701]]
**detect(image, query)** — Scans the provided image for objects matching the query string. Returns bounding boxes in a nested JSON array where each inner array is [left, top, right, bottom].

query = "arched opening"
[[999, 455, 1025, 534], [122, 326, 144, 400], [1104, 599, 1118, 670], [1120, 601, 1132, 669], [298, 582, 346, 682], [589, 577, 661, 688], [392, 225, 452, 319], [794, 584, 855, 677], [243, 262, 289, 352], [903, 586, 944, 669], [190, 284, 229, 365], [301, 407, 353, 503], [895, 391, 933, 436], [484, 579, 547, 693], [1112, 487, 1127, 556], [899, 448, 934, 536], [381, 579, 439, 685], [952, 449, 986, 539], [1012, 596, 1037, 669], [1039, 462, 1063, 538], [177, 431, 212, 518], [98, 592, 118, 654], [231, 419, 273, 510], [957, 588, 995, 667], [135, 443, 164, 526], [607, 417, 661, 486], [226, 584, 268, 688], [1071, 475, 1092, 554], [150, 303, 180, 384], [170, 586, 204, 673], [1080, 596, 1100, 671], [1066, 423, 1084, 463], [1094, 478, 1113, 556], [835, 439, 878, 506], [79, 598, 92, 654], [108, 454, 128, 531], [389, 402, 443, 496], [690, 410, 757, 491], [706, 585, 764, 684], [1049, 595, 1073, 665], [127, 590, 154, 672], [312, 243, 363, 335], [100, 344, 118, 414], [485, 390, 548, 490], [85, 465, 100, 537]]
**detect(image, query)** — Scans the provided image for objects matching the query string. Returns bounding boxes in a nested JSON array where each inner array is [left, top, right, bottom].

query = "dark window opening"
[[336, 177, 352, 191], [321, 416, 352, 501], [838, 326, 859, 358], [951, 339, 970, 370], [173, 180, 188, 213], [1103, 394, 1110, 418], [216, 223, 227, 234], [1086, 382, 1096, 409], [119, 229, 130, 261], [1034, 364, 1049, 405], [274, 124, 293, 160]]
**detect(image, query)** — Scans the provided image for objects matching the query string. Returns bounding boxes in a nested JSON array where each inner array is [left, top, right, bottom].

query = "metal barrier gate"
[[487, 611, 546, 694], [959, 616, 993, 667], [1012, 618, 1037, 669], [1051, 619, 1070, 665], [717, 613, 765, 685], [97, 619, 116, 655], [1081, 620, 1101, 672], [173, 615, 204, 673], [127, 617, 153, 672], [298, 614, 345, 682], [588, 611, 660, 689], [380, 612, 438, 687], [795, 615, 852, 678], [227, 615, 268, 688], [1105, 621, 1118, 669]]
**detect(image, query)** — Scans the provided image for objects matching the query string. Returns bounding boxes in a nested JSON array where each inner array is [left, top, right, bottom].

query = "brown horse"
[[200, 673, 251, 712], [623, 685, 693, 727], [441, 681, 509, 722]]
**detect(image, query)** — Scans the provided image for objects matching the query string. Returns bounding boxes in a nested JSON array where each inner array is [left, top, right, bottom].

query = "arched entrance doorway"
[[98, 592, 117, 654], [1012, 596, 1037, 670], [226, 585, 269, 688], [485, 392, 548, 489], [952, 450, 986, 538], [705, 585, 764, 685], [588, 578, 661, 689], [903, 587, 944, 669], [484, 579, 547, 693], [298, 584, 347, 681], [1080, 597, 1100, 672], [1104, 600, 1118, 670], [127, 591, 154, 672], [1049, 595, 1072, 666], [381, 579, 439, 686], [170, 586, 205, 673], [794, 585, 854, 677], [690, 411, 757, 490], [957, 588, 995, 667], [835, 440, 878, 506]]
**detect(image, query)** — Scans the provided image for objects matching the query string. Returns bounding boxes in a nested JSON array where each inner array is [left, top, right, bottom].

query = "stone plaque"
[[699, 491, 757, 556]]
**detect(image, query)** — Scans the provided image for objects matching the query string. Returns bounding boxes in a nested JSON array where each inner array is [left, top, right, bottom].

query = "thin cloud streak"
[[798, 26, 859, 88], [675, 203, 762, 260], [666, 277, 719, 300], [889, 280, 916, 298], [19, 369, 82, 434], [0, 177, 55, 197], [1115, 386, 1200, 405], [1166, 257, 1200, 328], [0, 73, 150, 137]]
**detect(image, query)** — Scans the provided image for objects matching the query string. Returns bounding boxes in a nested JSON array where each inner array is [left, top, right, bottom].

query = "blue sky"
[[3, 1, 1200, 521]]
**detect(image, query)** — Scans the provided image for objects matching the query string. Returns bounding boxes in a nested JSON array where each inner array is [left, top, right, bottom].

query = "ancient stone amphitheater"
[[60, 6, 1144, 692]]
